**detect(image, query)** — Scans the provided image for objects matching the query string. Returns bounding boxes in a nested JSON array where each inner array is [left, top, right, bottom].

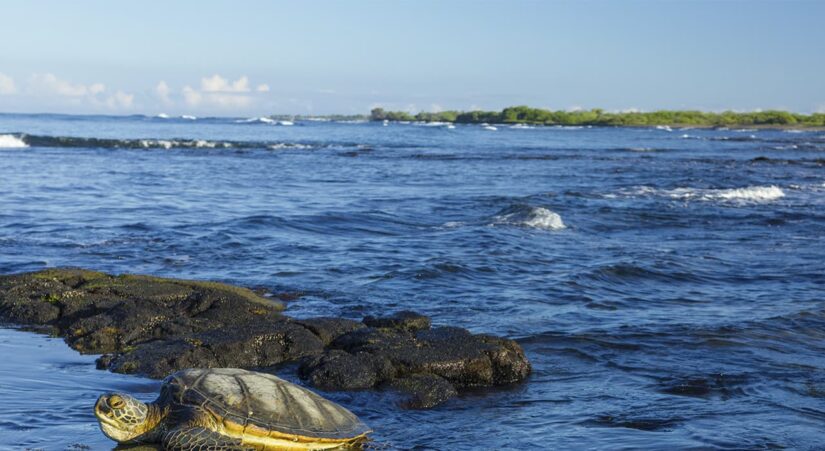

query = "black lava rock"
[[0, 268, 531, 409]]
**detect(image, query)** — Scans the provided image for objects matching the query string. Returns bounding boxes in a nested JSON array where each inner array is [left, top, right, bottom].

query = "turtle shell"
[[162, 368, 370, 440]]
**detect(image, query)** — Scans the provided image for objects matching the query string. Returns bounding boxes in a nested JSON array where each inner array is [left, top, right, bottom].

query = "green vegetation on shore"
[[369, 106, 825, 127]]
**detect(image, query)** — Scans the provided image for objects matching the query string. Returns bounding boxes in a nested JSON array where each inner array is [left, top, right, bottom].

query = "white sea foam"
[[510, 124, 534, 129], [623, 185, 786, 203], [236, 117, 276, 124], [278, 120, 294, 126], [656, 125, 673, 132], [194, 140, 215, 148], [709, 186, 785, 202], [483, 125, 498, 131], [0, 134, 28, 148], [156, 113, 170, 119], [268, 143, 313, 150], [181, 115, 197, 120], [446, 124, 456, 129], [494, 207, 566, 230], [137, 139, 222, 149]]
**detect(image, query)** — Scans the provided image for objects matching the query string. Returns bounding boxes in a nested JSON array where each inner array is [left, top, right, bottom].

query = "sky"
[[0, 0, 823, 116]]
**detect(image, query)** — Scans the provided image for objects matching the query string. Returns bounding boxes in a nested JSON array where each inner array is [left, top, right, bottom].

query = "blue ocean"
[[1, 114, 824, 450]]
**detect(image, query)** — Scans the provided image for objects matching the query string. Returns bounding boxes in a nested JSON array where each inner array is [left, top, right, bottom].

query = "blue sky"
[[0, 0, 823, 115]]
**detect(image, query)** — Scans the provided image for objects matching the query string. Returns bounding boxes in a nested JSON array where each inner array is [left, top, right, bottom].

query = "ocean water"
[[1, 114, 824, 450]]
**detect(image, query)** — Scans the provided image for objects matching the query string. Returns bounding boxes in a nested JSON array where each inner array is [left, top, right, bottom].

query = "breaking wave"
[[235, 117, 293, 125], [0, 134, 29, 148], [268, 143, 315, 150], [708, 186, 785, 201], [0, 133, 323, 151], [236, 116, 277, 124], [492, 205, 566, 230], [622, 185, 786, 203]]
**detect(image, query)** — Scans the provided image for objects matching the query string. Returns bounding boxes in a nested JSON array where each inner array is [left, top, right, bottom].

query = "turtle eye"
[[109, 395, 125, 409]]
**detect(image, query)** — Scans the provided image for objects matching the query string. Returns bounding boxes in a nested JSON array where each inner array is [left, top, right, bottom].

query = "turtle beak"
[[95, 396, 108, 414], [95, 395, 116, 423]]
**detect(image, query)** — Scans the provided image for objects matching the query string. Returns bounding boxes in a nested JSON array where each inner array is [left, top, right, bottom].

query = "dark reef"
[[0, 269, 530, 408]]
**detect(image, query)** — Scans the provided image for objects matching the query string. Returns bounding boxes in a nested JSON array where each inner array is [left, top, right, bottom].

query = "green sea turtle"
[[94, 368, 371, 450]]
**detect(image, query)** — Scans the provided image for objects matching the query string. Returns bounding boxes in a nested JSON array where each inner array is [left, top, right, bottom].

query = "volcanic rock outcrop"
[[0, 269, 530, 408]]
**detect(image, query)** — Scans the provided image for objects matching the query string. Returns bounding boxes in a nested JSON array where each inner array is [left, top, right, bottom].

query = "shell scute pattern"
[[167, 368, 370, 440]]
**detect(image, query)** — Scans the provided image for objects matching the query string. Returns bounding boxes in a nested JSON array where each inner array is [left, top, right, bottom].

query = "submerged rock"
[[0, 268, 531, 408], [389, 374, 459, 409]]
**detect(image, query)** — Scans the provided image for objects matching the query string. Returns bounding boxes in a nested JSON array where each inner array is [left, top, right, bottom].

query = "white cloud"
[[155, 81, 172, 105], [0, 73, 16, 95], [24, 73, 133, 110], [208, 93, 252, 108], [201, 74, 250, 93], [179, 74, 270, 110], [29, 73, 99, 97], [182, 85, 251, 108], [182, 85, 202, 105], [105, 91, 134, 109], [89, 83, 106, 95], [430, 103, 444, 113]]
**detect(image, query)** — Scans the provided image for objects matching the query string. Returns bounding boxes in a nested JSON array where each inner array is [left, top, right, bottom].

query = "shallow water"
[[1, 114, 824, 449]]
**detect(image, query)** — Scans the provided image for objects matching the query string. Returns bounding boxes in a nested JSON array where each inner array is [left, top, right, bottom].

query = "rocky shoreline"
[[0, 269, 530, 409]]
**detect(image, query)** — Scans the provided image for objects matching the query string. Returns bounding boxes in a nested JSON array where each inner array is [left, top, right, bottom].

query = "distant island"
[[266, 106, 825, 128], [367, 106, 825, 128]]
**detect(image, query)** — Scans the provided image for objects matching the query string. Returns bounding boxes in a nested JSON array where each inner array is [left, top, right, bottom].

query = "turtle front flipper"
[[163, 426, 254, 451]]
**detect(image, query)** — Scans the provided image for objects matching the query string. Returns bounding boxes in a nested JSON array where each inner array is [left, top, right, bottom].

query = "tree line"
[[369, 106, 825, 127]]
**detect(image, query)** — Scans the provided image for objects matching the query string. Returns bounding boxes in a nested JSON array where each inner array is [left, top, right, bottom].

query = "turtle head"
[[95, 393, 154, 443]]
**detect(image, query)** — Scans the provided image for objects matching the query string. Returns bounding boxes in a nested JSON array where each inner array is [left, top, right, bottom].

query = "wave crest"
[[236, 116, 276, 124], [236, 117, 293, 125], [622, 185, 786, 203], [711, 186, 785, 201], [0, 134, 28, 148], [0, 133, 323, 151], [493, 205, 566, 230]]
